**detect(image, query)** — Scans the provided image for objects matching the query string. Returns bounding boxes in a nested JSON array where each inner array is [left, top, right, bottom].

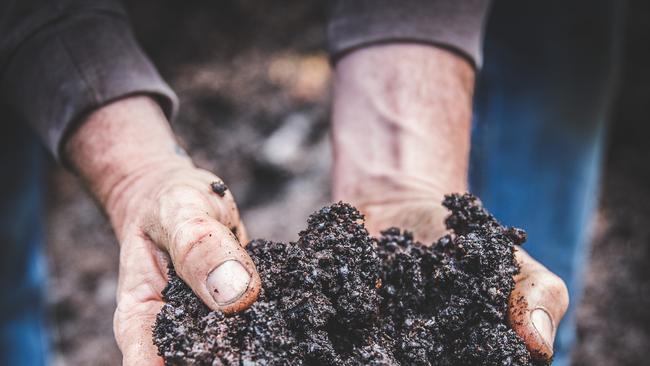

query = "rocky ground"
[[45, 1, 649, 365]]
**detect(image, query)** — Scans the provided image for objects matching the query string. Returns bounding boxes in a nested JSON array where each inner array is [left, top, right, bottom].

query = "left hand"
[[359, 203, 569, 362], [508, 248, 569, 360], [330, 44, 568, 362]]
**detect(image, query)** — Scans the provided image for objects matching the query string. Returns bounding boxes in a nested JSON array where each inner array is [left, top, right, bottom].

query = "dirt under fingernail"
[[153, 193, 548, 365]]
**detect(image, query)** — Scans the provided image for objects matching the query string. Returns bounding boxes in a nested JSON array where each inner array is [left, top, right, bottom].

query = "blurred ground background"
[[45, 1, 650, 365]]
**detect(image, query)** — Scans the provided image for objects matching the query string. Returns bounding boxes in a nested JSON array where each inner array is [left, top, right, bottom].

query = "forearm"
[[64, 96, 191, 232], [331, 44, 567, 362], [1, 1, 177, 160], [331, 44, 475, 239]]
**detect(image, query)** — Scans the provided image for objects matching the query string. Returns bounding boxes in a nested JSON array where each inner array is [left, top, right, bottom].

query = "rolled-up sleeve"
[[328, 0, 491, 68], [0, 0, 178, 160]]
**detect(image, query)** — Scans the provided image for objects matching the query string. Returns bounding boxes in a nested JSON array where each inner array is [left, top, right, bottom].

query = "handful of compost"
[[154, 193, 549, 365]]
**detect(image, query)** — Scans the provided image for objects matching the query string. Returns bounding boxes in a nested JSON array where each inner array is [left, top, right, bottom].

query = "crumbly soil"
[[153, 193, 545, 366], [210, 181, 229, 197]]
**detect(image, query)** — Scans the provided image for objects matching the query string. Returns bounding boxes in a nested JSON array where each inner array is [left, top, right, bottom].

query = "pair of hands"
[[65, 43, 569, 365], [103, 160, 567, 365]]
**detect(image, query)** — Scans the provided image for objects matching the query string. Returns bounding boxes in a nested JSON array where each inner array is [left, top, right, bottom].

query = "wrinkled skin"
[[62, 41, 568, 365], [65, 97, 262, 365], [331, 44, 569, 361], [109, 164, 261, 365]]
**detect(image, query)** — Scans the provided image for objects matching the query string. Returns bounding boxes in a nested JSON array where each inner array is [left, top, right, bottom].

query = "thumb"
[[508, 248, 570, 361], [169, 215, 261, 313], [147, 185, 261, 314]]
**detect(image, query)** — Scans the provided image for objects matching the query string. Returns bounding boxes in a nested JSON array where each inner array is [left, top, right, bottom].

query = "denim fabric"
[[471, 1, 623, 365], [0, 121, 48, 365]]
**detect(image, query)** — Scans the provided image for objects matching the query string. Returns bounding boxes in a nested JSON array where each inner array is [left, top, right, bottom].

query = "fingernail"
[[207, 260, 251, 305], [531, 308, 554, 349]]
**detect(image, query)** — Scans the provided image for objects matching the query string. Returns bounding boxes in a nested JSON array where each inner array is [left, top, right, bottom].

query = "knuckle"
[[157, 186, 203, 221], [554, 277, 570, 310], [541, 272, 570, 311], [113, 310, 122, 345], [172, 221, 214, 267], [171, 220, 241, 277], [546, 273, 567, 294], [113, 297, 161, 350], [158, 184, 196, 201], [112, 301, 130, 348]]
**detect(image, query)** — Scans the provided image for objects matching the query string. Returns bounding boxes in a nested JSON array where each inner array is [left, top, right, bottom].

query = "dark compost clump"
[[153, 193, 547, 365], [210, 180, 228, 197]]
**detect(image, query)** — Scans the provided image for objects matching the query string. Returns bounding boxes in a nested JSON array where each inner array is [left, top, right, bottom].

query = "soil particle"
[[154, 193, 547, 365], [210, 181, 228, 197]]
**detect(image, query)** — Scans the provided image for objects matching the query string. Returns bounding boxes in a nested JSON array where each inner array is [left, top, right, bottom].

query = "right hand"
[[64, 96, 261, 365], [108, 163, 261, 365]]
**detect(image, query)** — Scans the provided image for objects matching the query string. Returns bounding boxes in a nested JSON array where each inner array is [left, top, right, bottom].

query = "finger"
[[508, 248, 570, 361], [147, 185, 261, 313], [116, 299, 164, 366], [182, 170, 248, 245], [169, 216, 260, 313], [114, 233, 168, 366], [235, 220, 250, 246]]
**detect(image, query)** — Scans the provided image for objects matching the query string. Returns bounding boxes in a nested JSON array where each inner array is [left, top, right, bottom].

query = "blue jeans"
[[471, 1, 623, 365], [0, 121, 48, 366]]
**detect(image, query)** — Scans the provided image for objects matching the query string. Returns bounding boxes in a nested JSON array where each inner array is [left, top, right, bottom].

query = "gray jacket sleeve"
[[328, 0, 491, 68], [0, 0, 178, 160]]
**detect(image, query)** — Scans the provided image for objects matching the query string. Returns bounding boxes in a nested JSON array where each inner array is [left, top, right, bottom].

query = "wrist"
[[331, 44, 473, 241], [64, 95, 193, 231], [103, 160, 192, 238], [334, 165, 464, 242], [332, 152, 466, 207]]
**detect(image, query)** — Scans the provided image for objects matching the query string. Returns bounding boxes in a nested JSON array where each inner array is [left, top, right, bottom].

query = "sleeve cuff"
[[328, 0, 491, 68], [0, 11, 178, 161]]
